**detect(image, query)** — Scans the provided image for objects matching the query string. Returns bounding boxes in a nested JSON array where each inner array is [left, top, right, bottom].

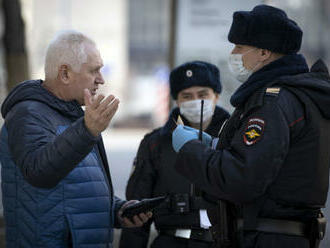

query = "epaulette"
[[265, 87, 281, 97]]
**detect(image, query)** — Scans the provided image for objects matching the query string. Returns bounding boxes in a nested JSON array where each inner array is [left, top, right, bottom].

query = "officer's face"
[[176, 86, 219, 106], [231, 44, 271, 72]]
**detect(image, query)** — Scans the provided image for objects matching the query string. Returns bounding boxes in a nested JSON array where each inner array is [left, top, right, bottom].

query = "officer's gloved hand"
[[172, 125, 212, 152]]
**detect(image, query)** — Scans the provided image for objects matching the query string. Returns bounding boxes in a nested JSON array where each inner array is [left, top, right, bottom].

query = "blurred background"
[[0, 0, 329, 247]]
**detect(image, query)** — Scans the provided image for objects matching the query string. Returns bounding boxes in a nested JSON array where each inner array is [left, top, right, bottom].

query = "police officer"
[[171, 5, 330, 248], [119, 61, 229, 248]]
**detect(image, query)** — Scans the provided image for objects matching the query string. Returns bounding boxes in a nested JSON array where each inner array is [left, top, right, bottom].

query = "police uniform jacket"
[[119, 106, 229, 248], [174, 55, 330, 247]]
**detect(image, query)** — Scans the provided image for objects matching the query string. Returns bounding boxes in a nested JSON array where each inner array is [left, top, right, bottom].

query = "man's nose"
[[96, 73, 105, 84]]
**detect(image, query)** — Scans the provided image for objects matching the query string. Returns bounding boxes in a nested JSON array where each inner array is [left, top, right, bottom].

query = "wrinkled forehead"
[[84, 43, 103, 67]]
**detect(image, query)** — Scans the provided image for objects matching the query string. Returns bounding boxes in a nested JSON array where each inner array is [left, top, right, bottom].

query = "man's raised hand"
[[84, 89, 120, 137]]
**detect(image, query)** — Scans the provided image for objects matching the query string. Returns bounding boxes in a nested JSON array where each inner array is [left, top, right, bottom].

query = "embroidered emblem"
[[243, 118, 265, 146], [186, 70, 193, 77]]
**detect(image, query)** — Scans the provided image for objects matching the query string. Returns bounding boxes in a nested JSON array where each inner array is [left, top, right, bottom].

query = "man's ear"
[[58, 65, 70, 84], [214, 93, 220, 103], [259, 49, 272, 62]]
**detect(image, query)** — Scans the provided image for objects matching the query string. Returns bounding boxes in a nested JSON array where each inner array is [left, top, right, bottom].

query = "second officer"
[[119, 61, 230, 248]]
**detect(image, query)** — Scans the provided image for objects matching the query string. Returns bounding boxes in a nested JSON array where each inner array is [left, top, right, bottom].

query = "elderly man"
[[0, 30, 151, 248], [172, 5, 330, 248]]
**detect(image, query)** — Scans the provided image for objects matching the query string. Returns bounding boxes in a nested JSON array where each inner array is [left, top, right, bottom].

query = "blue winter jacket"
[[0, 80, 125, 248]]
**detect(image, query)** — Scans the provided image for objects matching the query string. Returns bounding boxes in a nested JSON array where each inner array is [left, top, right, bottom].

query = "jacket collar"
[[1, 80, 83, 119], [230, 54, 309, 108]]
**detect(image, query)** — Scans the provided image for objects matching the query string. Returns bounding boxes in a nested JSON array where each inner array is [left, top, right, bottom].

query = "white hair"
[[44, 30, 96, 80]]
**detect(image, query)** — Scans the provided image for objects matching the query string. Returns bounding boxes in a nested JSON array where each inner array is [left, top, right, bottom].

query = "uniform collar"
[[230, 54, 309, 108]]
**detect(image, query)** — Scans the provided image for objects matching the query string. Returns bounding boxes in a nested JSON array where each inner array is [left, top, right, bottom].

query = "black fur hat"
[[228, 5, 302, 54], [170, 61, 222, 100]]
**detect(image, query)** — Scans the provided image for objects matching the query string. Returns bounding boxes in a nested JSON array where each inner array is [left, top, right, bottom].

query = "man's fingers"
[[84, 94, 119, 136], [122, 217, 135, 227], [138, 212, 151, 223], [103, 99, 120, 119], [131, 215, 144, 226], [120, 212, 152, 228], [121, 216, 143, 228], [98, 95, 116, 114], [91, 94, 105, 109]]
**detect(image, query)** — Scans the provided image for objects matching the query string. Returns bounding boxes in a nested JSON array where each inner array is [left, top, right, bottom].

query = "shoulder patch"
[[265, 87, 281, 97], [243, 118, 265, 146]]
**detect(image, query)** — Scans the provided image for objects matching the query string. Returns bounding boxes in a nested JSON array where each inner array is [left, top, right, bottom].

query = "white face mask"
[[179, 99, 214, 124], [228, 49, 258, 83]]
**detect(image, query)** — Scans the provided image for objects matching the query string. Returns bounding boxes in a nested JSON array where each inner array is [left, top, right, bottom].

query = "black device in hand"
[[121, 196, 166, 220]]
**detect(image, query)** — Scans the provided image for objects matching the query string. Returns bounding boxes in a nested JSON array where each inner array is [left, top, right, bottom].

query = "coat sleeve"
[[175, 98, 291, 204], [6, 101, 98, 188], [119, 132, 158, 248], [113, 196, 127, 228]]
